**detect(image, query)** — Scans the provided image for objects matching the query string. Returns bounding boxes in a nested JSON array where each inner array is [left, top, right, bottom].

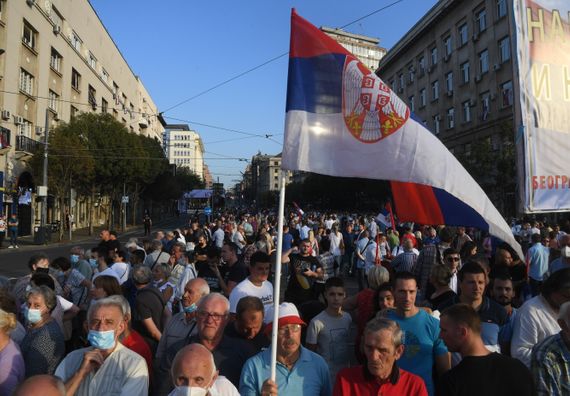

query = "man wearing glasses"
[[240, 302, 331, 396], [443, 248, 461, 293], [156, 293, 256, 395]]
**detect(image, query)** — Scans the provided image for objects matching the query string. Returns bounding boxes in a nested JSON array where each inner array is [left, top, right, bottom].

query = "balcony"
[[15, 135, 41, 160], [0, 127, 10, 154]]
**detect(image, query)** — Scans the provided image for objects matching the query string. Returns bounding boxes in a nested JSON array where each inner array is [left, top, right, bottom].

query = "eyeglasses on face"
[[197, 311, 227, 322]]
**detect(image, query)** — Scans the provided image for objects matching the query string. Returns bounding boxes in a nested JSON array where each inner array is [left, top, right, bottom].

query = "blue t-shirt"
[[386, 309, 448, 396], [282, 232, 294, 251]]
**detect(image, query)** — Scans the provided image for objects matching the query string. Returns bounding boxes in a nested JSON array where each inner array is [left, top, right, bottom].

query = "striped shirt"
[[391, 250, 418, 273]]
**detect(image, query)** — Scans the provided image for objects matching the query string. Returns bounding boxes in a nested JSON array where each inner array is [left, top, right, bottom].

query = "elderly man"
[[70, 246, 93, 280], [550, 234, 570, 274], [225, 296, 269, 351], [438, 304, 532, 396], [531, 301, 570, 395], [334, 318, 427, 395], [54, 296, 148, 395], [169, 343, 239, 396], [143, 239, 170, 269], [157, 293, 256, 395], [239, 302, 331, 396]]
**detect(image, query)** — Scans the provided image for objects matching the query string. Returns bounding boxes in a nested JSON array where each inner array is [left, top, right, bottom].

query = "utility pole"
[[122, 182, 126, 232], [40, 109, 49, 243]]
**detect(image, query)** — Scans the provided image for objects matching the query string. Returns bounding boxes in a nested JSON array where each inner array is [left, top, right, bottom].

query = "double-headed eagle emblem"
[[343, 57, 410, 143]]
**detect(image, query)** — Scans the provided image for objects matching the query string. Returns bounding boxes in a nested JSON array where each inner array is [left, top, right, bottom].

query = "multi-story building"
[[250, 153, 292, 204], [377, 0, 516, 215], [0, 0, 163, 234], [321, 26, 387, 71], [163, 124, 204, 179], [203, 164, 212, 189]]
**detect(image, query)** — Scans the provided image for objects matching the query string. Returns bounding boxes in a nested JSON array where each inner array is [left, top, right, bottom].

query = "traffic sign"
[[204, 206, 212, 215]]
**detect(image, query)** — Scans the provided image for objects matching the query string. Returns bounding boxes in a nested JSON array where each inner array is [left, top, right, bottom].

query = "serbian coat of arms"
[[342, 56, 410, 143]]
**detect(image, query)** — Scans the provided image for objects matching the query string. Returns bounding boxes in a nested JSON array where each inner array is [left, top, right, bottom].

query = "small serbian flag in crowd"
[[376, 207, 392, 228], [292, 201, 304, 217], [281, 9, 522, 258]]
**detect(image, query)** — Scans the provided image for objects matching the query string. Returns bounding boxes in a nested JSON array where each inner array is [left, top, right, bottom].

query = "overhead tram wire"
[[158, 0, 406, 115]]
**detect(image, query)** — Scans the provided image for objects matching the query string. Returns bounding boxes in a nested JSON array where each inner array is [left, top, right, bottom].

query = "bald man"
[[13, 375, 66, 396], [170, 344, 239, 396]]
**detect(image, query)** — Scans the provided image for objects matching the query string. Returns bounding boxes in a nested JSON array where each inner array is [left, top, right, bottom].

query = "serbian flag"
[[281, 10, 523, 258], [376, 202, 395, 228], [292, 201, 304, 217]]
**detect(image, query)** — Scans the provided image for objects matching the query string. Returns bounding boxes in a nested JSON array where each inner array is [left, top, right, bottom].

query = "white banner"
[[514, 0, 570, 212]]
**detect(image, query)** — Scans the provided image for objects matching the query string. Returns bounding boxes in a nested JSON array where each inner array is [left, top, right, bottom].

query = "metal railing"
[[16, 135, 41, 153]]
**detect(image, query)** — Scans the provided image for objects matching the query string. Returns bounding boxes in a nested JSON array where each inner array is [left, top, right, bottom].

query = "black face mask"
[[35, 267, 49, 274]]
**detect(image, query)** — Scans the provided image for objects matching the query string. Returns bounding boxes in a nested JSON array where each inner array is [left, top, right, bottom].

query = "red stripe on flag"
[[391, 181, 445, 225], [290, 9, 351, 58]]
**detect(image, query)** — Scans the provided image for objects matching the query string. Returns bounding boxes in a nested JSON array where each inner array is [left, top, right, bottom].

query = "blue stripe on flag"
[[432, 187, 489, 231], [286, 54, 346, 113]]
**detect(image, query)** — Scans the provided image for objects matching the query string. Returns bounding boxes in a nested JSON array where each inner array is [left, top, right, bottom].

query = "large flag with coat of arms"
[[281, 9, 522, 258]]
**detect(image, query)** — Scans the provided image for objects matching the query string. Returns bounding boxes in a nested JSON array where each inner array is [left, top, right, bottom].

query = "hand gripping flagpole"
[[270, 170, 287, 382]]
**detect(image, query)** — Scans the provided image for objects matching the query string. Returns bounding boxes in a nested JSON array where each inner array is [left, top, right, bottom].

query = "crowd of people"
[[0, 211, 569, 396]]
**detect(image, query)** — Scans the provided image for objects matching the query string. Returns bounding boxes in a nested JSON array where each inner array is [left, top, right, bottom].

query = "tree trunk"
[[88, 188, 94, 236], [59, 196, 65, 241]]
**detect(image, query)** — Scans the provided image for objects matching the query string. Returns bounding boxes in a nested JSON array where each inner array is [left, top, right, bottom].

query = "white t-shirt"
[[329, 232, 343, 256], [110, 262, 130, 284], [229, 278, 273, 315]]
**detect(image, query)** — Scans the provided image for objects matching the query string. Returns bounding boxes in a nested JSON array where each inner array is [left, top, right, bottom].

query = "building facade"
[[249, 153, 292, 204], [0, 0, 163, 234], [163, 124, 205, 180], [321, 26, 387, 71], [377, 0, 516, 215]]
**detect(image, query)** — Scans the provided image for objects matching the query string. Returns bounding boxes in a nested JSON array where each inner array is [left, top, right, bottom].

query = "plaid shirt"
[[531, 332, 570, 396], [414, 244, 448, 294]]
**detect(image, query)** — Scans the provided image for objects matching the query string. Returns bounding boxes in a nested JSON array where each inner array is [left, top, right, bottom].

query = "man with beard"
[[490, 273, 517, 356], [283, 239, 323, 308]]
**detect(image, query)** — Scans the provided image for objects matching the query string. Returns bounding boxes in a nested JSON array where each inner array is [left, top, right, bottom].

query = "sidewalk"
[[11, 215, 188, 247]]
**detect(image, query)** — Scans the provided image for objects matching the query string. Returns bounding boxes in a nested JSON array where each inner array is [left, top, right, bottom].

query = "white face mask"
[[173, 386, 209, 396], [561, 246, 570, 258]]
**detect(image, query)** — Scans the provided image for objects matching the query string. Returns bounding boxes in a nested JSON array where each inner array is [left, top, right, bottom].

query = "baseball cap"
[[264, 302, 306, 335]]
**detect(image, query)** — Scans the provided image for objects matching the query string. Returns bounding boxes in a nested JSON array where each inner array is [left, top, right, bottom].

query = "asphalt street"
[[0, 215, 189, 279]]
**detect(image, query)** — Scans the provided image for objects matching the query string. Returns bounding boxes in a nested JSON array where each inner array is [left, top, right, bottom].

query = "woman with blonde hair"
[[0, 308, 25, 394]]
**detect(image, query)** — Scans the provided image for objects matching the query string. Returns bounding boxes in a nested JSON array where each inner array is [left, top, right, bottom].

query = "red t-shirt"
[[122, 330, 153, 375], [333, 366, 427, 396]]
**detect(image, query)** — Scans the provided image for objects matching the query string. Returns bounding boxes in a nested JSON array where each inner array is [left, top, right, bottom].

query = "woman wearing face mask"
[[0, 308, 24, 395], [20, 286, 65, 377]]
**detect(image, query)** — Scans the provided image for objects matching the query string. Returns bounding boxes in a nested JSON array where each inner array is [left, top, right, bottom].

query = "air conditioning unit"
[[26, 0, 36, 6], [493, 63, 502, 71], [35, 126, 44, 135], [14, 115, 24, 125], [472, 33, 479, 42], [53, 25, 61, 35], [1, 109, 10, 120], [446, 90, 453, 97], [475, 74, 482, 83]]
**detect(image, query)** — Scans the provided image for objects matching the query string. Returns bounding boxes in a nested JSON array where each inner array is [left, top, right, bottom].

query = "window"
[[480, 91, 491, 121], [22, 20, 37, 50], [70, 105, 79, 119], [399, 74, 404, 89], [19, 68, 34, 95], [48, 90, 59, 113], [101, 68, 109, 83], [458, 23, 468, 46], [462, 100, 472, 123], [389, 79, 395, 90], [420, 88, 426, 107], [71, 31, 82, 52], [50, 47, 62, 72], [447, 108, 455, 129], [497, 0, 507, 19], [476, 9, 487, 33], [129, 103, 134, 120], [501, 81, 513, 107], [88, 85, 97, 109], [88, 52, 97, 69], [419, 56, 426, 74], [409, 95, 415, 112], [408, 65, 415, 83], [433, 115, 440, 135], [444, 36, 452, 56], [499, 37, 511, 63], [71, 68, 81, 91], [17, 119, 32, 137], [479, 49, 489, 73], [445, 72, 453, 92], [460, 62, 470, 84], [102, 98, 108, 114], [431, 47, 438, 66], [432, 80, 439, 100]]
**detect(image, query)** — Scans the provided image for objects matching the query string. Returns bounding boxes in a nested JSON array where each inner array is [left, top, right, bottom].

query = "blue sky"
[[89, 0, 438, 187]]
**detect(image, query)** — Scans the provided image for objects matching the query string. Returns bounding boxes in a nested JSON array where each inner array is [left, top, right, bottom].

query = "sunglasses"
[[446, 257, 460, 262]]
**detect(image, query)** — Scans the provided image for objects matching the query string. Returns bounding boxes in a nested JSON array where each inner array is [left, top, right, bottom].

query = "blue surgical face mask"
[[26, 308, 43, 324], [70, 254, 80, 264], [183, 303, 197, 314], [87, 329, 116, 350], [89, 258, 98, 268]]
